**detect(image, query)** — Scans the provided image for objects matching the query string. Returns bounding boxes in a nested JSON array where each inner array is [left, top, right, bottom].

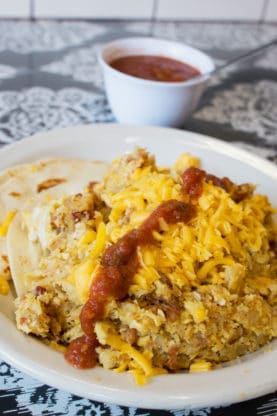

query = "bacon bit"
[[270, 241, 277, 256], [205, 174, 254, 202], [1, 255, 10, 276], [163, 297, 181, 322], [88, 181, 98, 191], [1, 255, 8, 263], [142, 291, 180, 322], [3, 265, 11, 275], [229, 183, 255, 203], [9, 191, 21, 197], [165, 307, 180, 322], [166, 345, 179, 371], [125, 328, 138, 345], [72, 211, 89, 223], [50, 214, 61, 233], [205, 174, 232, 191], [34, 286, 46, 296], [37, 178, 66, 193], [159, 271, 173, 289]]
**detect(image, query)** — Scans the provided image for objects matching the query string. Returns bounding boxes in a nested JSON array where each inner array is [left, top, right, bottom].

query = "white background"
[[0, 0, 276, 21]]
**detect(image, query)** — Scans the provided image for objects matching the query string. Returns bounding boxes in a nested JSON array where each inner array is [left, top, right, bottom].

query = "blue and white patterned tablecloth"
[[0, 19, 277, 416]]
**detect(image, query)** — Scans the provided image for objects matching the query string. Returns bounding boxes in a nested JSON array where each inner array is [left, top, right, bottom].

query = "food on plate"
[[5, 148, 277, 385], [110, 55, 201, 82], [0, 159, 109, 293]]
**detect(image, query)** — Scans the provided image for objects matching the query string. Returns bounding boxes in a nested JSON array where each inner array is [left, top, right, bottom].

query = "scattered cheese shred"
[[72, 258, 97, 302], [131, 369, 148, 386], [97, 322, 166, 384], [189, 360, 212, 373], [113, 362, 128, 373], [0, 211, 16, 237], [49, 340, 66, 353], [0, 275, 9, 295], [90, 222, 106, 259], [78, 230, 96, 246], [185, 301, 207, 323], [106, 333, 153, 376]]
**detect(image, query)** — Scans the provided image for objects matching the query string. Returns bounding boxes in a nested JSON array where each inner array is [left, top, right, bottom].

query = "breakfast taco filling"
[[6, 148, 277, 385]]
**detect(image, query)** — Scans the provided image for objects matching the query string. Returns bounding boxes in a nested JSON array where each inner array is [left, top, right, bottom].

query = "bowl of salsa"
[[99, 37, 215, 127]]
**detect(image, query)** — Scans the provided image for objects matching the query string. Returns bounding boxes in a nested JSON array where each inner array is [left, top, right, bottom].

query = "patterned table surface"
[[0, 19, 277, 416]]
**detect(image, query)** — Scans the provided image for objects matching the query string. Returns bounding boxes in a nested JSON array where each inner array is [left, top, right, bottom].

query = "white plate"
[[0, 124, 276, 410]]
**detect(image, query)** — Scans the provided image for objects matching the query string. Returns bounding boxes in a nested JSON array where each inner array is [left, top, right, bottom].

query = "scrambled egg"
[[14, 148, 277, 384]]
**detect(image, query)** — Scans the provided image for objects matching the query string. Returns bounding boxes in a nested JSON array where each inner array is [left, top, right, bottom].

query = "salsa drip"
[[110, 55, 201, 83], [65, 199, 196, 369], [182, 167, 254, 203]]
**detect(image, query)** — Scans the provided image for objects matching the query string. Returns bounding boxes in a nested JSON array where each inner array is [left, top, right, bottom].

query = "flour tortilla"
[[0, 159, 109, 287], [6, 212, 39, 296]]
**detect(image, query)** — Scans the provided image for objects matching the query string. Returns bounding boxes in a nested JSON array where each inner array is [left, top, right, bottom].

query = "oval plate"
[[0, 124, 276, 410]]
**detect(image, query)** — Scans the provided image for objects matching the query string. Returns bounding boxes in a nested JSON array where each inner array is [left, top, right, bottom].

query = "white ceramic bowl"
[[99, 37, 215, 127]]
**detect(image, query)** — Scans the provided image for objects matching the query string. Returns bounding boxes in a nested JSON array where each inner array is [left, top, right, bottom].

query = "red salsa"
[[181, 167, 234, 200], [181, 167, 254, 203], [109, 55, 201, 83]]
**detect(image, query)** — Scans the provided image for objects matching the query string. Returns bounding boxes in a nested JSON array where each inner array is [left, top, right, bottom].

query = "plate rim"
[[0, 124, 276, 179]]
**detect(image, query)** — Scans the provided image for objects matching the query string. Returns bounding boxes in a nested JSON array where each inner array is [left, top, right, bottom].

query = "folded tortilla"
[[0, 158, 109, 293]]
